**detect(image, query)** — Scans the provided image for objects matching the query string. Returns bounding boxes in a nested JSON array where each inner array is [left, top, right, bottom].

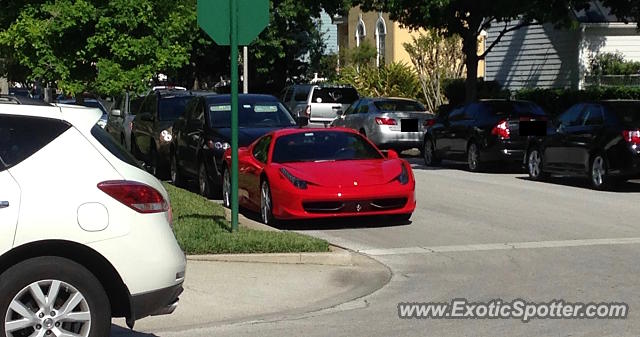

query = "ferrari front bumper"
[[270, 180, 416, 220]]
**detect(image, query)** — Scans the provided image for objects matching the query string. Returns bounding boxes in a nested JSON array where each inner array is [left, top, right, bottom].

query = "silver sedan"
[[331, 97, 434, 151]]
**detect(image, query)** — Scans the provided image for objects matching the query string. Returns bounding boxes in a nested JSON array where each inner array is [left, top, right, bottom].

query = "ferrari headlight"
[[160, 129, 173, 142], [396, 164, 409, 185], [280, 168, 308, 190]]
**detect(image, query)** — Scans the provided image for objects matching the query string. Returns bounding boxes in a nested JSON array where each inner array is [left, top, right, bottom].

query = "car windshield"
[[209, 102, 296, 127], [487, 101, 546, 116], [272, 131, 383, 163], [158, 96, 192, 121], [311, 88, 358, 104], [605, 102, 640, 126], [374, 100, 426, 112]]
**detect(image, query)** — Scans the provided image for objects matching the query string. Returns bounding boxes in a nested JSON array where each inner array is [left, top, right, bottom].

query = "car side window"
[[344, 100, 361, 116], [252, 136, 272, 164], [141, 95, 157, 116], [448, 106, 466, 122], [357, 103, 369, 114], [582, 104, 604, 126], [294, 87, 310, 102], [0, 115, 71, 171], [463, 104, 481, 120], [129, 96, 143, 115], [558, 104, 584, 127], [283, 88, 293, 103]]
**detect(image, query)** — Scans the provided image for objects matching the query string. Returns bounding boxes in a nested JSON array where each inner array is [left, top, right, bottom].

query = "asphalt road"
[[121, 158, 640, 337], [173, 158, 640, 337]]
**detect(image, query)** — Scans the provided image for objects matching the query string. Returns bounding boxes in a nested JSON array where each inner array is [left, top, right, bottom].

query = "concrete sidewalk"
[[111, 252, 390, 336]]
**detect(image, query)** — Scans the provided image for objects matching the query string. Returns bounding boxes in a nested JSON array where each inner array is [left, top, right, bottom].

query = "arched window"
[[355, 14, 366, 47], [375, 14, 387, 67]]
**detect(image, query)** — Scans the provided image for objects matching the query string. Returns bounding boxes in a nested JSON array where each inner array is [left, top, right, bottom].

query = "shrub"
[[515, 86, 640, 116], [442, 78, 509, 106], [336, 62, 422, 101], [589, 52, 640, 76]]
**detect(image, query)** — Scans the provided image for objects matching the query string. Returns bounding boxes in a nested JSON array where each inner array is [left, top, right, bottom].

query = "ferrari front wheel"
[[260, 180, 276, 225]]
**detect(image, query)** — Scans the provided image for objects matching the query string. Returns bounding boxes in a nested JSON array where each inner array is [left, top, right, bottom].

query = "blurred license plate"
[[519, 121, 547, 136], [401, 119, 419, 132]]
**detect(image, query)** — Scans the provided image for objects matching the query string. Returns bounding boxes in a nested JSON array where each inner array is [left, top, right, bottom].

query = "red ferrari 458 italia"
[[222, 128, 416, 224]]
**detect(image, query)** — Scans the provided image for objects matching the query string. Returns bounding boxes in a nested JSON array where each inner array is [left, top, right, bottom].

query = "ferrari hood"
[[280, 160, 405, 188]]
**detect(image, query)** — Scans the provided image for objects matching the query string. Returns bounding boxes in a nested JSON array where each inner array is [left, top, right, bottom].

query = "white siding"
[[582, 26, 640, 61], [485, 21, 581, 90]]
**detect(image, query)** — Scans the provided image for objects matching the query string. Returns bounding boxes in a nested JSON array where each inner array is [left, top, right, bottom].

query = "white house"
[[484, 1, 640, 90]]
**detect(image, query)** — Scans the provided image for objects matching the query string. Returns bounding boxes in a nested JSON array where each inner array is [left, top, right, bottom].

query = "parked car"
[[422, 99, 547, 171], [0, 94, 50, 106], [331, 97, 434, 152], [0, 102, 186, 336], [57, 98, 110, 128], [131, 89, 194, 178], [526, 100, 640, 189], [106, 92, 145, 151], [282, 84, 359, 125], [171, 94, 302, 197], [221, 128, 416, 224]]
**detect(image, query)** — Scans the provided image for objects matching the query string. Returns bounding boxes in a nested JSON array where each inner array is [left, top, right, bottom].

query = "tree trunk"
[[462, 34, 479, 103]]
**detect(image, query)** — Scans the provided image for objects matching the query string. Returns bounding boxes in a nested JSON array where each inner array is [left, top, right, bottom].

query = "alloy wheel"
[[261, 181, 272, 225], [528, 150, 542, 179], [591, 156, 606, 188], [468, 143, 479, 171], [222, 169, 231, 208], [5, 279, 91, 337], [199, 163, 208, 197]]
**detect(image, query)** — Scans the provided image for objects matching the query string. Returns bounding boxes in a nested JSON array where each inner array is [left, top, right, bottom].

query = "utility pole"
[[243, 46, 248, 93]]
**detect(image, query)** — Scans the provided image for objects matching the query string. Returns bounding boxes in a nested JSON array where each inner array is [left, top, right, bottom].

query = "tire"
[[198, 161, 213, 198], [222, 167, 231, 208], [170, 152, 185, 188], [423, 137, 440, 167], [0, 256, 111, 337], [467, 142, 482, 172], [260, 180, 276, 225], [590, 154, 614, 190], [527, 147, 548, 181]]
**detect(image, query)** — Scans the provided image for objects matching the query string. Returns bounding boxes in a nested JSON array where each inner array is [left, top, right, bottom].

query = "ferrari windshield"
[[209, 102, 296, 127], [272, 131, 383, 163]]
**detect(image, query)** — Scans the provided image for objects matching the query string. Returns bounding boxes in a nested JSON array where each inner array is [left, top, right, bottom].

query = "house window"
[[375, 15, 387, 67], [355, 15, 366, 47]]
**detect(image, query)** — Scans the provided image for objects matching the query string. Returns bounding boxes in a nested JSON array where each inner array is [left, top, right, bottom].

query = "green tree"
[[403, 31, 465, 112], [353, 0, 635, 102]]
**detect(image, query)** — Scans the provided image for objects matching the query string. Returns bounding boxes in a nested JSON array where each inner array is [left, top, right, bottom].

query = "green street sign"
[[197, 0, 270, 46]]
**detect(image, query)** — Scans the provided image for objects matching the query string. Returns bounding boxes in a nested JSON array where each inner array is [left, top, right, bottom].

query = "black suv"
[[131, 90, 195, 178], [423, 99, 547, 171], [171, 94, 300, 197], [526, 100, 640, 190]]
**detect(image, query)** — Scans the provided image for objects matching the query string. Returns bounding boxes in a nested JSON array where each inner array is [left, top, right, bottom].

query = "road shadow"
[[111, 325, 158, 337], [516, 176, 640, 193], [409, 158, 526, 174], [272, 215, 413, 231]]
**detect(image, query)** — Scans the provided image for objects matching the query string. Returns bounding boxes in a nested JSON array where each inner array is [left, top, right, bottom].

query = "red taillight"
[[491, 120, 510, 139], [98, 181, 169, 214], [304, 105, 311, 118], [129, 121, 133, 131], [375, 117, 397, 125], [424, 119, 436, 127], [623, 130, 640, 145]]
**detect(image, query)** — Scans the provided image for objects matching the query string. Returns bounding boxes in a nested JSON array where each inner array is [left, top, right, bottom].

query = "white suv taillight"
[[98, 181, 169, 213]]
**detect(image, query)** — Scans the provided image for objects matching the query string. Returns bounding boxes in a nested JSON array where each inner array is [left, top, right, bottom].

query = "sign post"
[[197, 0, 269, 232]]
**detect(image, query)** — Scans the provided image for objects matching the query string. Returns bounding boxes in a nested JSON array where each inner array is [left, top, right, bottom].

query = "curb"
[[220, 203, 279, 232], [187, 247, 354, 266]]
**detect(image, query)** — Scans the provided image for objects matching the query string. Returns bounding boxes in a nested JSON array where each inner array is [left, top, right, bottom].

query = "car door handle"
[[0, 201, 9, 209]]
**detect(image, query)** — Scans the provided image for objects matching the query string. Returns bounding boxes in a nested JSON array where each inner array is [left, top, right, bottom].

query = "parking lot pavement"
[[111, 255, 390, 336]]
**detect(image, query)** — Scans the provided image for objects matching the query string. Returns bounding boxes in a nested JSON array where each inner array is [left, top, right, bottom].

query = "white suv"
[[0, 102, 186, 336]]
